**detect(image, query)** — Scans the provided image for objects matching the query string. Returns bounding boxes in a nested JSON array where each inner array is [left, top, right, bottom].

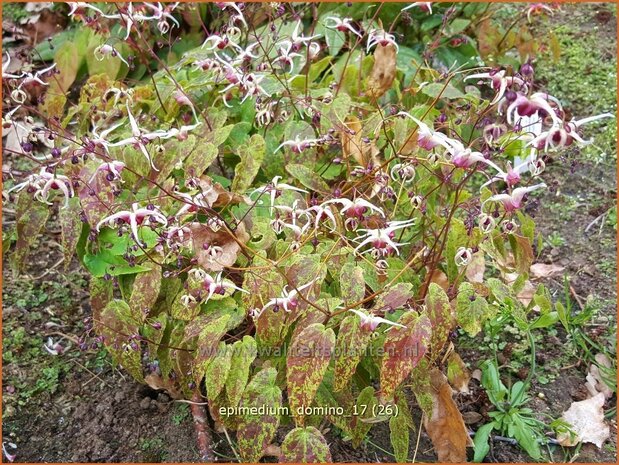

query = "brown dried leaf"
[[144, 373, 183, 399], [446, 351, 470, 394], [366, 43, 397, 99], [341, 116, 380, 167], [558, 393, 610, 448], [423, 369, 472, 462], [428, 268, 449, 292], [190, 221, 249, 272]]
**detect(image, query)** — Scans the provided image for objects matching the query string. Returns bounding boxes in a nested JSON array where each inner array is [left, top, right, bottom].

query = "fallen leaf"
[[428, 268, 449, 292], [423, 369, 473, 462], [530, 263, 565, 279], [585, 353, 614, 400], [462, 411, 483, 424], [558, 393, 610, 448], [366, 43, 397, 99]]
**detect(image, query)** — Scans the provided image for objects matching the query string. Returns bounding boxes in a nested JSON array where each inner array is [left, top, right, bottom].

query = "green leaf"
[[350, 386, 378, 447], [231, 134, 265, 193], [83, 250, 152, 278], [192, 314, 231, 384], [445, 218, 467, 281], [421, 82, 466, 100], [285, 163, 330, 193], [287, 323, 335, 426], [473, 422, 495, 462], [279, 426, 332, 463], [53, 42, 80, 93]]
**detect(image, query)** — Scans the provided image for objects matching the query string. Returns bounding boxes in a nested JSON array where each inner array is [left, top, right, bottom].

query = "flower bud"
[[454, 247, 473, 267]]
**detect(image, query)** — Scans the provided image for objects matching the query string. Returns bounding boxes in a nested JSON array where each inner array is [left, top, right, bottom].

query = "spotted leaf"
[[287, 323, 335, 426], [279, 426, 332, 463]]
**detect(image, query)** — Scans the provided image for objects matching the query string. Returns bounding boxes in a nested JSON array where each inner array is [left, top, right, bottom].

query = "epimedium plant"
[[2, 2, 614, 463]]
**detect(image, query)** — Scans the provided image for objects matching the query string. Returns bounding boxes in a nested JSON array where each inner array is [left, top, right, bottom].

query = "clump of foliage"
[[2, 2, 614, 462]]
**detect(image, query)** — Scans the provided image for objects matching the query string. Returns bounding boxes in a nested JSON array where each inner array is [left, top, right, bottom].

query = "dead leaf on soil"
[[423, 369, 473, 462], [585, 353, 614, 400], [530, 262, 565, 279], [557, 392, 610, 448]]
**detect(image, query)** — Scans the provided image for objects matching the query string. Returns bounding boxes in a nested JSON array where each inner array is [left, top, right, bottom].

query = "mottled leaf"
[[11, 194, 50, 272], [285, 163, 330, 193], [193, 314, 231, 384], [237, 367, 282, 462], [351, 386, 378, 448], [128, 263, 162, 323], [59, 193, 82, 270], [231, 134, 265, 193], [287, 323, 335, 426], [183, 141, 218, 178], [425, 283, 454, 357], [279, 426, 332, 463], [447, 351, 470, 394], [333, 315, 371, 391], [380, 312, 432, 400], [339, 262, 365, 306], [204, 342, 233, 401], [96, 300, 143, 382], [456, 282, 494, 337], [373, 283, 414, 313], [226, 336, 257, 407]]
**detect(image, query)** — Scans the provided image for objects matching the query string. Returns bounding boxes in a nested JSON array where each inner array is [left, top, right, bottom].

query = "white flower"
[[88, 160, 125, 184], [323, 16, 363, 39], [454, 247, 472, 267], [528, 113, 615, 151], [401, 2, 433, 14], [478, 214, 496, 234], [396, 112, 449, 151], [349, 309, 406, 331], [275, 135, 324, 153], [94, 44, 129, 67], [96, 203, 168, 244], [250, 176, 308, 215], [189, 269, 247, 302], [367, 29, 399, 52], [43, 337, 66, 356], [465, 70, 527, 105], [353, 218, 416, 257], [260, 279, 317, 314], [390, 163, 416, 184], [7, 168, 73, 208], [321, 197, 385, 219], [483, 184, 547, 213]]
